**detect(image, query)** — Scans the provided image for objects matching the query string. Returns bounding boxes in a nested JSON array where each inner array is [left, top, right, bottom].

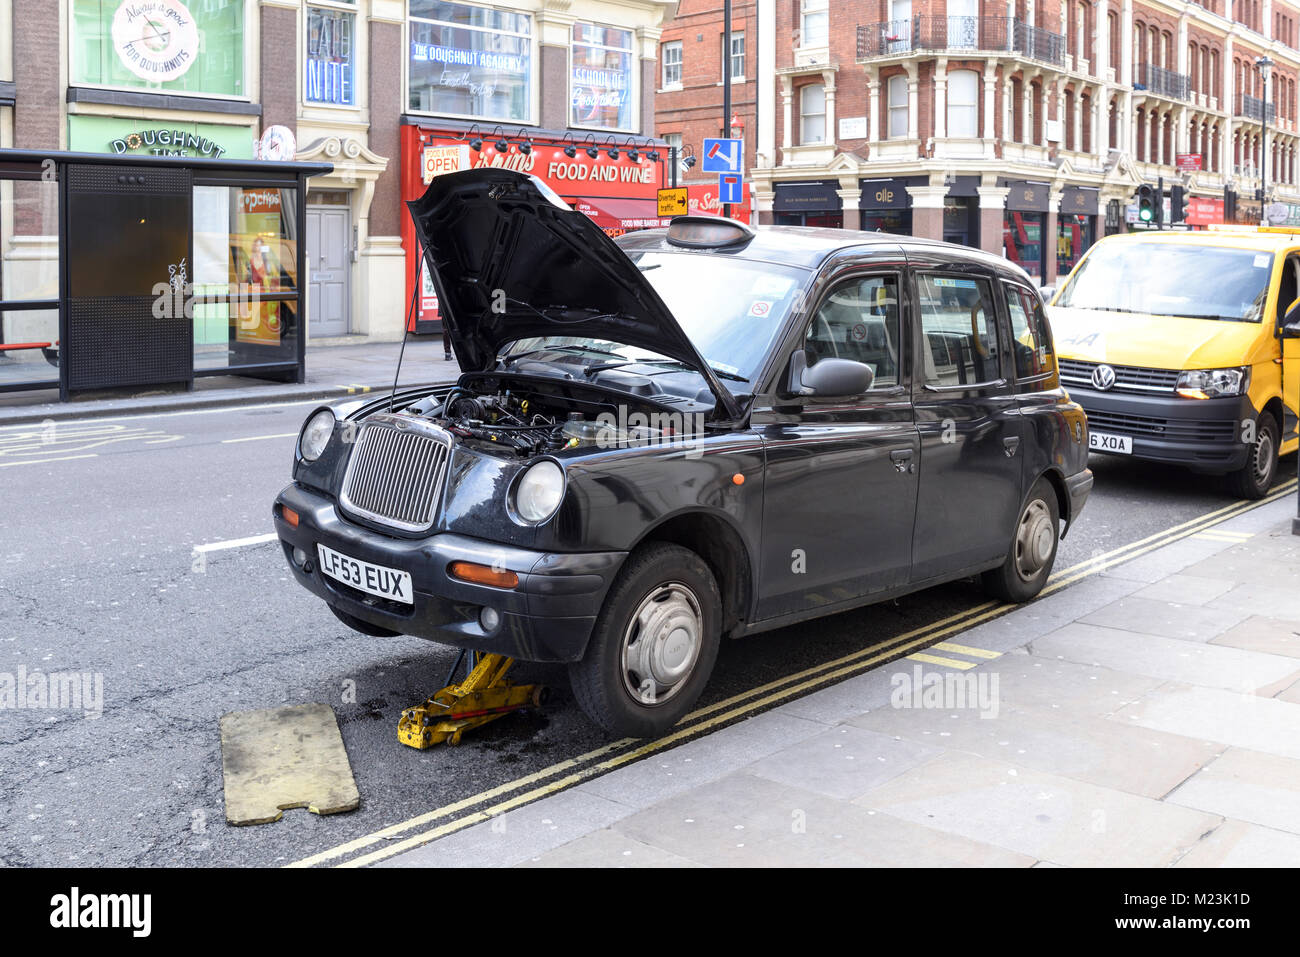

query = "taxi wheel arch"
[[568, 542, 723, 738], [631, 512, 754, 638]]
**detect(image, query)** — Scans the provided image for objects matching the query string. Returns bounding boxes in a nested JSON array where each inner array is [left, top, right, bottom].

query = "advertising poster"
[[234, 188, 284, 346]]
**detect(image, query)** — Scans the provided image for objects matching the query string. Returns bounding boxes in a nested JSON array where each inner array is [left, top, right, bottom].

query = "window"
[[306, 5, 355, 106], [723, 32, 745, 80], [917, 274, 1002, 387], [947, 69, 979, 137], [662, 40, 682, 87], [0, 167, 60, 389], [71, 0, 244, 96], [888, 74, 908, 138], [800, 83, 826, 143], [804, 275, 901, 389], [571, 22, 635, 130], [1004, 283, 1054, 379], [801, 0, 829, 47], [408, 1, 533, 122]]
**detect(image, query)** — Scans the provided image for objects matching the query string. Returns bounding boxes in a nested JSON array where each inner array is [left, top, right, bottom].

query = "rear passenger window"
[[804, 274, 901, 389], [1004, 283, 1054, 378], [917, 274, 1001, 387]]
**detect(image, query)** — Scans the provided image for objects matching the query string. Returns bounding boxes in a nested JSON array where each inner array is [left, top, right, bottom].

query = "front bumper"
[[1072, 387, 1254, 473], [273, 483, 627, 663]]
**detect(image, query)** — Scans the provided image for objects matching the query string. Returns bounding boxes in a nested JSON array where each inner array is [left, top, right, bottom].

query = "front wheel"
[[982, 476, 1060, 603], [1226, 411, 1279, 500], [569, 543, 721, 738]]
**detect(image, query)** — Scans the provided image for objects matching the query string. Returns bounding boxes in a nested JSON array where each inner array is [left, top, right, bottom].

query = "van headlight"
[[513, 460, 565, 524], [298, 408, 336, 461], [1176, 367, 1248, 399]]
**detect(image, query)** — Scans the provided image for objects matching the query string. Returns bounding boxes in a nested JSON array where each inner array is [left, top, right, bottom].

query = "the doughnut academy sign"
[[111, 0, 200, 83]]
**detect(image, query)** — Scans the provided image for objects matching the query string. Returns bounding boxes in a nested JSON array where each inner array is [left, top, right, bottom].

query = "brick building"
[[1, 0, 676, 348], [655, 0, 1300, 284]]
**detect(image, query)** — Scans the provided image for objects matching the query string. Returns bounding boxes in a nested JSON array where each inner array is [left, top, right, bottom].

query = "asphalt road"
[[0, 399, 1294, 866]]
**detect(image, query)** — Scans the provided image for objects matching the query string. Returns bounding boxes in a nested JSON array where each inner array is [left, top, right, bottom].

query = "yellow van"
[[1047, 227, 1300, 498]]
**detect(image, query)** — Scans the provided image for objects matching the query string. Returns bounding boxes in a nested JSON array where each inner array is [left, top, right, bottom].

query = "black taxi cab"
[[273, 168, 1093, 737]]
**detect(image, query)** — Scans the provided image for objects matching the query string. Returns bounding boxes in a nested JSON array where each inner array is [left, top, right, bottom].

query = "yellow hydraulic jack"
[[398, 651, 546, 749]]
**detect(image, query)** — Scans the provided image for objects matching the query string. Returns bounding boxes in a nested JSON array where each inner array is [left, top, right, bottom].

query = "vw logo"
[[1091, 364, 1117, 391]]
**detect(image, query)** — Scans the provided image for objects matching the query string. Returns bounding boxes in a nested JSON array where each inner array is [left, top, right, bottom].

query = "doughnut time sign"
[[111, 0, 200, 82]]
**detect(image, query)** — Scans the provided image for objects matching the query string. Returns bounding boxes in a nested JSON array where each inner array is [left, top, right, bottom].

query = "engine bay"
[[398, 373, 701, 457]]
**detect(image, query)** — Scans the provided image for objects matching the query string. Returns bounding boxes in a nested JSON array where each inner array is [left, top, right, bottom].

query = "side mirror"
[[799, 356, 875, 396], [1284, 297, 1300, 337]]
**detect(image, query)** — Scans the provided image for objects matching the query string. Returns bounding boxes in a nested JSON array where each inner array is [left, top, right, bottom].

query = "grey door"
[[307, 206, 349, 338]]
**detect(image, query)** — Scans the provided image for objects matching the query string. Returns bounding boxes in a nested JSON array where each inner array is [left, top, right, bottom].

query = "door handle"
[[890, 448, 915, 473], [1004, 436, 1021, 457]]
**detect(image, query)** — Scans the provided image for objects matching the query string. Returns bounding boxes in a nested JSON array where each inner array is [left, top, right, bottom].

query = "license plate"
[[1089, 430, 1132, 454], [316, 544, 413, 604]]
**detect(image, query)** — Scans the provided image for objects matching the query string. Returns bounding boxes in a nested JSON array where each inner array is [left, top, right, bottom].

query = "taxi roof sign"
[[657, 187, 688, 217], [665, 216, 755, 249]]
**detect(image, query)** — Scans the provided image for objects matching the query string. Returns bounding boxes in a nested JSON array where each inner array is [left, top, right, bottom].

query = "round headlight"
[[514, 460, 565, 524], [299, 409, 336, 462]]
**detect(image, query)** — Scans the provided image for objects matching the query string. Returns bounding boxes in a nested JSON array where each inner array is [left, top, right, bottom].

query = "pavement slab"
[[1114, 684, 1300, 761], [520, 829, 703, 868], [852, 751, 1222, 867], [1130, 574, 1236, 607], [1030, 622, 1300, 693], [1078, 596, 1250, 643], [1211, 615, 1300, 658], [1174, 819, 1300, 867], [1164, 747, 1300, 835], [746, 725, 942, 801]]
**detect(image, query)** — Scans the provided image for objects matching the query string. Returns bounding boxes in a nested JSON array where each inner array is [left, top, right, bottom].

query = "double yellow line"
[[290, 478, 1297, 868]]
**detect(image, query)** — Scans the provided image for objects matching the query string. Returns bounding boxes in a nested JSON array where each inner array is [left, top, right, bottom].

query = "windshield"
[[502, 252, 808, 385], [1056, 241, 1272, 322]]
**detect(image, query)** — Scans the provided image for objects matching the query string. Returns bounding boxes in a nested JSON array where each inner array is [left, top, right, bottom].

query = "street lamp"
[[1257, 55, 1273, 225]]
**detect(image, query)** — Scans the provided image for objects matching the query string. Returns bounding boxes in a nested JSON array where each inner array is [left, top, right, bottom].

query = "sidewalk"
[[0, 337, 458, 425], [382, 494, 1300, 868]]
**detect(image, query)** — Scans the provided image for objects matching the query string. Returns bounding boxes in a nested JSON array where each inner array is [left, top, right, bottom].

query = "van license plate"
[[317, 544, 413, 604], [1089, 431, 1132, 454]]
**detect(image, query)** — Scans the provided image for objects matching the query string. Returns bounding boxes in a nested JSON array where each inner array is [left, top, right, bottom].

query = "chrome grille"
[[1058, 359, 1180, 394], [339, 418, 451, 532]]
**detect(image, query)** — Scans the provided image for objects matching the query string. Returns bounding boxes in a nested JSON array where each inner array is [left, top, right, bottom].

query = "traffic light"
[[1170, 185, 1188, 224], [1136, 183, 1159, 225]]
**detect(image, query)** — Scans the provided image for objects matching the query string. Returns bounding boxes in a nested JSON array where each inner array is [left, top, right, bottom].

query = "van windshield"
[[1056, 242, 1272, 322]]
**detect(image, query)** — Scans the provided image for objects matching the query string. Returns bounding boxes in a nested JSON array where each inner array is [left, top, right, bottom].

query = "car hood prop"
[[405, 168, 740, 419]]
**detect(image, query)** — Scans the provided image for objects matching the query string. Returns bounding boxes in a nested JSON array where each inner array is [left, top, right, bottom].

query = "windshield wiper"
[[503, 345, 617, 365], [583, 357, 684, 377], [708, 364, 749, 382]]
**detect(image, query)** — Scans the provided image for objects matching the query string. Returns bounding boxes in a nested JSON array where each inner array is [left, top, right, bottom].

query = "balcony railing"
[[1135, 63, 1190, 101], [857, 16, 1064, 66], [1236, 93, 1276, 122]]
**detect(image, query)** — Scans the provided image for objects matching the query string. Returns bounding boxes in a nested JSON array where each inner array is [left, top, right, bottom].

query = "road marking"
[[0, 453, 98, 468], [906, 652, 977, 669], [339, 384, 373, 394], [0, 398, 330, 432], [293, 478, 1299, 868], [220, 433, 299, 444], [194, 533, 279, 553], [932, 641, 1002, 659]]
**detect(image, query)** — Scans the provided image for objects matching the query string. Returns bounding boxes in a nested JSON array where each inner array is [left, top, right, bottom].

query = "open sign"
[[422, 145, 470, 184]]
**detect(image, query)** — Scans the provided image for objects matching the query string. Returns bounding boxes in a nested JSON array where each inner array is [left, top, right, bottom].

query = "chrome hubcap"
[[1014, 499, 1055, 583], [621, 582, 702, 707]]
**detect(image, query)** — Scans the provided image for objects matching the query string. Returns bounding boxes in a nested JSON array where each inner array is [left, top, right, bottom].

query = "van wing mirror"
[[1284, 297, 1300, 337]]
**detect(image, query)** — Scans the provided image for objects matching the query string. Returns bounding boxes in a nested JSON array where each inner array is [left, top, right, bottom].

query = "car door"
[[909, 264, 1026, 583], [753, 263, 920, 620], [1277, 251, 1300, 450]]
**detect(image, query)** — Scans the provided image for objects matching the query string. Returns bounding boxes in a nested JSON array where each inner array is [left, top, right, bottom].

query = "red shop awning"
[[569, 197, 669, 232]]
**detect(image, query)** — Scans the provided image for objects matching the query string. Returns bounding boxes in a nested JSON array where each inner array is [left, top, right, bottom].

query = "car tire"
[[328, 604, 400, 637], [1226, 411, 1279, 501], [568, 542, 722, 738], [982, 476, 1060, 603]]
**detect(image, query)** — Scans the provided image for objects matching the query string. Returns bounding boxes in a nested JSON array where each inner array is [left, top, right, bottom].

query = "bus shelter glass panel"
[[193, 185, 300, 371], [0, 171, 60, 389]]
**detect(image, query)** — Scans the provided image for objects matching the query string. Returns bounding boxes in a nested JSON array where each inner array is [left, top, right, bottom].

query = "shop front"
[[1056, 186, 1099, 278], [400, 123, 667, 334], [67, 116, 254, 160], [1002, 180, 1052, 281], [772, 180, 842, 227], [859, 177, 917, 235]]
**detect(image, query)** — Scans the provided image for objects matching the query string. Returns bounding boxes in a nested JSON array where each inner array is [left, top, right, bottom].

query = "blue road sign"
[[718, 173, 743, 204], [701, 137, 743, 173]]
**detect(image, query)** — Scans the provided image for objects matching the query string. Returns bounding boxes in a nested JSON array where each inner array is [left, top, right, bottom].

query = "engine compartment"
[[398, 373, 690, 457]]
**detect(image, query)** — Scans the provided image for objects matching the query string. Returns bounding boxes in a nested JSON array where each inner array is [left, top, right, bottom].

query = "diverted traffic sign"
[[657, 187, 688, 217], [702, 137, 742, 173]]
